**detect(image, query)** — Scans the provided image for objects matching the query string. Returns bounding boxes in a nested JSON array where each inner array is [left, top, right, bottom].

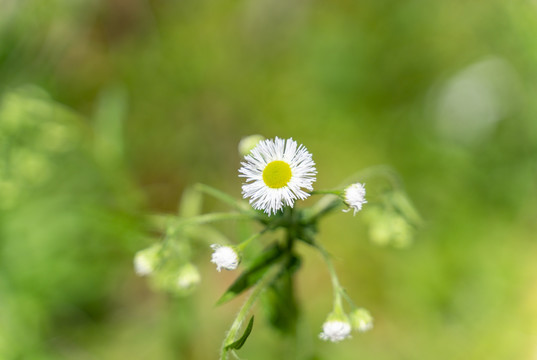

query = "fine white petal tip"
[[343, 183, 367, 215], [239, 137, 317, 216], [319, 321, 352, 343], [210, 244, 240, 271]]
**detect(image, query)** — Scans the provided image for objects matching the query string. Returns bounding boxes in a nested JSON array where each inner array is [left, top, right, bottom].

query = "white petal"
[[238, 137, 317, 215]]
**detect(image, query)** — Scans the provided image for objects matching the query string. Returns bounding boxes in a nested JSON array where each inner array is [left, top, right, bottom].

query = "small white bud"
[[369, 216, 392, 246], [210, 244, 240, 272], [368, 211, 413, 248], [319, 311, 352, 343], [176, 263, 201, 290], [238, 134, 265, 156], [349, 308, 373, 332], [319, 321, 352, 343], [134, 244, 161, 276], [343, 183, 367, 215]]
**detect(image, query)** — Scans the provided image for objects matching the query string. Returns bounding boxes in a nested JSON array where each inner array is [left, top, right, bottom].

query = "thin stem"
[[310, 189, 342, 196], [221, 264, 281, 360], [302, 196, 342, 224], [184, 225, 230, 246], [150, 212, 255, 234], [340, 288, 358, 310], [236, 228, 268, 252], [304, 165, 405, 223], [178, 212, 254, 226], [153, 212, 254, 258], [194, 183, 252, 213], [340, 165, 403, 191], [314, 241, 343, 308]]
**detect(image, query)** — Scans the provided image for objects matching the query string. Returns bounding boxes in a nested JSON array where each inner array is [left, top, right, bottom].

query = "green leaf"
[[224, 316, 254, 351], [216, 243, 285, 305]]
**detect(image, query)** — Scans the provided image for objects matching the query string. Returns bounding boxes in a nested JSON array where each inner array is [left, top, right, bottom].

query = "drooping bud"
[[319, 311, 352, 343], [349, 308, 373, 333], [238, 134, 265, 156], [176, 263, 201, 290], [133, 244, 161, 276]]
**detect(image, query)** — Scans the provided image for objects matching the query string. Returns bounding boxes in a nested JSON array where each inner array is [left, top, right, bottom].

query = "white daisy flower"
[[210, 244, 240, 272], [343, 183, 367, 215], [239, 137, 317, 215], [319, 320, 352, 343]]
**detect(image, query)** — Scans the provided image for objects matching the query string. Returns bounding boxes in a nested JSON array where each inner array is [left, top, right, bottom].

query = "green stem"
[[236, 228, 267, 252], [340, 165, 403, 190], [304, 165, 405, 223], [302, 196, 342, 224], [310, 189, 342, 196], [178, 212, 254, 226], [150, 212, 255, 234], [153, 212, 254, 257], [221, 265, 280, 360], [194, 183, 251, 212], [314, 242, 343, 309], [340, 288, 358, 310]]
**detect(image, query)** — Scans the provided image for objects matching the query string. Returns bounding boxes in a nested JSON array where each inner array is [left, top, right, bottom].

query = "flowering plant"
[[135, 136, 420, 359]]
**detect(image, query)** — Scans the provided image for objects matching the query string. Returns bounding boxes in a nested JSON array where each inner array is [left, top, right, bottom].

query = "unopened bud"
[[210, 244, 240, 271], [349, 308, 373, 332], [177, 263, 201, 290], [238, 135, 265, 156], [319, 311, 352, 343], [134, 244, 161, 276]]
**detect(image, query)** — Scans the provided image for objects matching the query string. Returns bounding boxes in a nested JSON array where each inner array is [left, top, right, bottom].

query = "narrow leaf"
[[216, 243, 284, 305], [224, 316, 254, 350]]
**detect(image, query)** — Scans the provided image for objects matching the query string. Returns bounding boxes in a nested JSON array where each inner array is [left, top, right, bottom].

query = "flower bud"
[[367, 210, 413, 248], [176, 263, 201, 290], [319, 311, 352, 342], [349, 308, 373, 332], [343, 183, 367, 215], [210, 244, 240, 271], [238, 134, 265, 156], [391, 216, 413, 248], [133, 244, 161, 276]]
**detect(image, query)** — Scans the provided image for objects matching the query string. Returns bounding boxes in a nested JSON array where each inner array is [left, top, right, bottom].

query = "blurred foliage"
[[1, 0, 537, 359]]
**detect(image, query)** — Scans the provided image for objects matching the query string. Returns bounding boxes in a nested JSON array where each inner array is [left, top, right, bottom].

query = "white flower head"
[[319, 320, 352, 343], [133, 244, 161, 276], [239, 137, 317, 215], [349, 308, 373, 332], [210, 244, 240, 272], [343, 183, 367, 215]]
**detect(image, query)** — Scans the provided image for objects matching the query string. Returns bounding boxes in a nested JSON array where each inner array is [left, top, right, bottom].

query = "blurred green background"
[[1, 0, 537, 359]]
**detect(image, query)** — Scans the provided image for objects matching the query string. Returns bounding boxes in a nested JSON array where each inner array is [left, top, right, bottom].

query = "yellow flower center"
[[262, 161, 292, 189]]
